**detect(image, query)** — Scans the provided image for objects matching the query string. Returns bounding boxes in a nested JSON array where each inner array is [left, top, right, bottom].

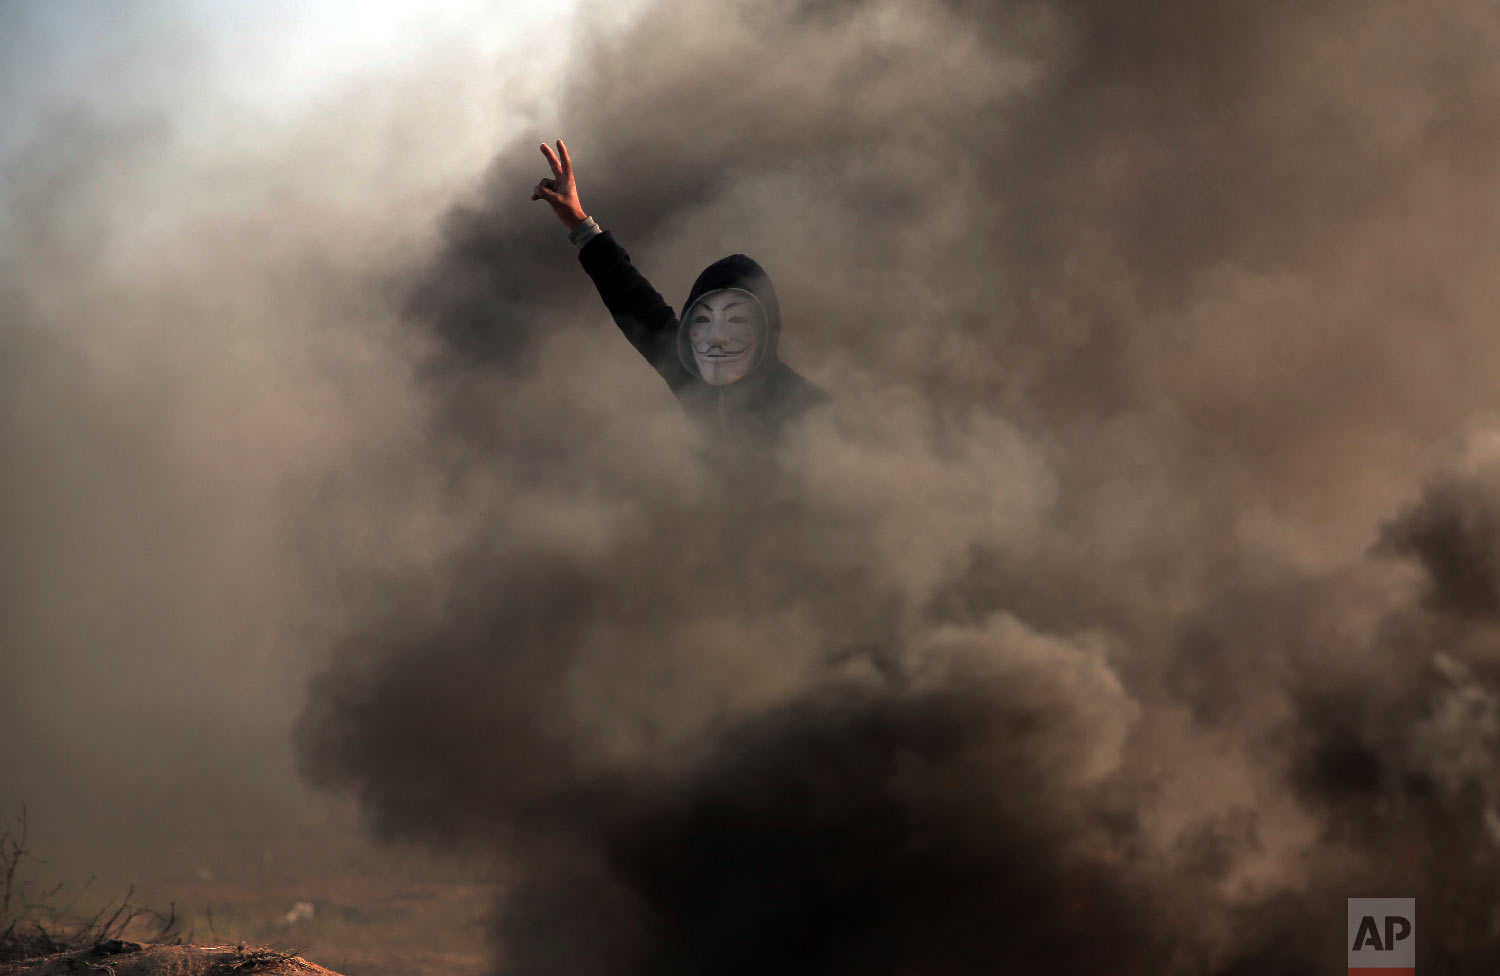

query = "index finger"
[[556, 139, 573, 177], [539, 143, 563, 179]]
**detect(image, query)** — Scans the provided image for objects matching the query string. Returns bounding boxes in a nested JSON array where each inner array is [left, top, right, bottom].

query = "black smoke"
[[290, 0, 1500, 972]]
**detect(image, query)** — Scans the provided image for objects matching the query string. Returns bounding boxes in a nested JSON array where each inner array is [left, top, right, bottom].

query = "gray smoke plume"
[[5, 0, 1500, 971], [296, 0, 1500, 973]]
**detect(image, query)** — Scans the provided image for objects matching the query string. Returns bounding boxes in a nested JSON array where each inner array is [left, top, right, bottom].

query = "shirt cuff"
[[568, 216, 602, 248]]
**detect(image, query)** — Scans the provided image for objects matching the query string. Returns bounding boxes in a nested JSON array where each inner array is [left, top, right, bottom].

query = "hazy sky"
[[0, 0, 612, 854]]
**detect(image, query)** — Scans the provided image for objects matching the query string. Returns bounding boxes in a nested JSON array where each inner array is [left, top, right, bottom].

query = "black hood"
[[676, 254, 782, 381]]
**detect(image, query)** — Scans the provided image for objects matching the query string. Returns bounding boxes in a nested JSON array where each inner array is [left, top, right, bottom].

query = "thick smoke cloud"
[[295, 0, 1500, 973], [6, 0, 1500, 971]]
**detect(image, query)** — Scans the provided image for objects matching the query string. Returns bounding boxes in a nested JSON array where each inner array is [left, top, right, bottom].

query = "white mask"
[[685, 289, 766, 386]]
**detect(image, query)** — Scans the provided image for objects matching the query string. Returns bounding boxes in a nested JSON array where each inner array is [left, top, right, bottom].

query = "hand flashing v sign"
[[531, 140, 588, 230]]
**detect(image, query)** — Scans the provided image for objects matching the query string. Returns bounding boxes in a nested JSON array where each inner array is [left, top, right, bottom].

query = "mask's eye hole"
[[694, 315, 710, 323], [728, 316, 747, 324]]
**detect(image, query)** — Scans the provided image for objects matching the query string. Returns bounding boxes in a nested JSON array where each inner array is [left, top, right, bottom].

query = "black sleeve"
[[577, 231, 694, 391]]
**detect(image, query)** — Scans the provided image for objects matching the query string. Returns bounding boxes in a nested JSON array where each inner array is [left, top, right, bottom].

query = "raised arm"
[[531, 141, 690, 390]]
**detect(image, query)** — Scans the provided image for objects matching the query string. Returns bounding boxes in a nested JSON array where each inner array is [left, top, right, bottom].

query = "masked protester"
[[532, 140, 829, 445]]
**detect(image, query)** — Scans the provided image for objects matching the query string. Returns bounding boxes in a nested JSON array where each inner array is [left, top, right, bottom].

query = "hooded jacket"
[[578, 231, 828, 443]]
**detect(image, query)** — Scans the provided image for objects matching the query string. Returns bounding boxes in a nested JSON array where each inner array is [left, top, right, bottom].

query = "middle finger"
[[540, 143, 563, 179]]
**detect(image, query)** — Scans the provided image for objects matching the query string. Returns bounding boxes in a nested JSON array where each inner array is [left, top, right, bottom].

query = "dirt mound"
[[0, 942, 346, 976]]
